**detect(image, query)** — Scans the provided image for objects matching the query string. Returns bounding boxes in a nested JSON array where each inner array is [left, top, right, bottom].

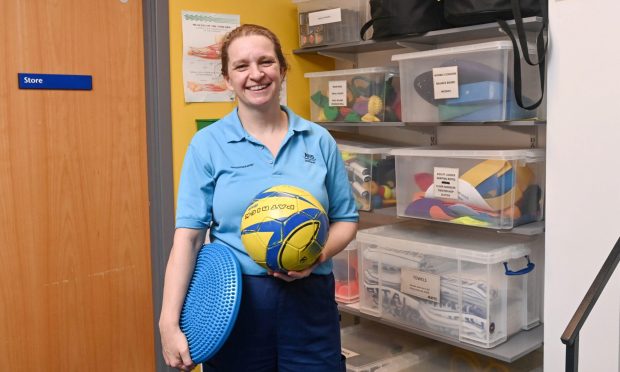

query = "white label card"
[[432, 66, 459, 99], [400, 267, 441, 303], [341, 347, 359, 358], [433, 167, 459, 199], [308, 8, 342, 26], [328, 80, 347, 107]]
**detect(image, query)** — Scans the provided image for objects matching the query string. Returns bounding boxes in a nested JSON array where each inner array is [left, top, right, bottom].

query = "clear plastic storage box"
[[341, 322, 437, 371], [294, 0, 370, 48], [338, 140, 399, 211], [357, 222, 542, 348], [392, 147, 545, 229], [305, 67, 401, 123], [392, 41, 544, 122], [333, 241, 360, 303]]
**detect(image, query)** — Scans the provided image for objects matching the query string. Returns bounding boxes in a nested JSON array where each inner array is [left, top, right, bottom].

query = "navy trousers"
[[203, 274, 345, 372]]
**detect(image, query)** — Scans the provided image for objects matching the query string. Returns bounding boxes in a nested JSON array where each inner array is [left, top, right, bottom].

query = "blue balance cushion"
[[180, 243, 242, 364]]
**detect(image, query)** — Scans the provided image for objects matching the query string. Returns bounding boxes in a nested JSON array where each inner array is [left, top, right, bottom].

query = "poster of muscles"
[[181, 11, 240, 102]]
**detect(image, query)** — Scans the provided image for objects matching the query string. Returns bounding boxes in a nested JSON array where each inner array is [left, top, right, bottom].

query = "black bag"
[[444, 0, 542, 26], [444, 0, 548, 110], [360, 0, 447, 41]]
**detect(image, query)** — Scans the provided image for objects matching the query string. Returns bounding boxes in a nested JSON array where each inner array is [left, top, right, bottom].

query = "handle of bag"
[[502, 0, 548, 66], [497, 0, 548, 110], [360, 19, 374, 41], [361, 16, 395, 41]]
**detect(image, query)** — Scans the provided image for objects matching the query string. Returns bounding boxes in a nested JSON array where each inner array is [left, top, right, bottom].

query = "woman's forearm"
[[159, 228, 206, 327], [321, 221, 358, 262]]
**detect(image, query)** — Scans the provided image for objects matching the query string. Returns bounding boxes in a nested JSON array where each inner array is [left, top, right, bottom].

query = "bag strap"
[[497, 0, 548, 110], [360, 19, 374, 41], [360, 14, 394, 41], [508, 0, 548, 66]]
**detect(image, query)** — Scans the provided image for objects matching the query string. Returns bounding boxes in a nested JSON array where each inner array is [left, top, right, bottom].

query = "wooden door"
[[0, 1, 155, 370]]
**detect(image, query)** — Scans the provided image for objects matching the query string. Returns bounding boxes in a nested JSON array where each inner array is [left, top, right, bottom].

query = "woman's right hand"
[[159, 228, 207, 370], [160, 323, 195, 371]]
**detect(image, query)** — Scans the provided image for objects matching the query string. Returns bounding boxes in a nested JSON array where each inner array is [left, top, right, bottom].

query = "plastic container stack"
[[294, 0, 370, 48], [357, 222, 542, 348], [392, 41, 545, 123], [305, 67, 401, 123], [338, 140, 399, 211], [392, 147, 545, 229]]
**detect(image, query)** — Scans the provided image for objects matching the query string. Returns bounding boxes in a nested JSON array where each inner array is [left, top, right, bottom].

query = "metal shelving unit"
[[319, 120, 546, 129], [296, 15, 547, 365], [318, 121, 407, 128], [360, 207, 545, 236], [294, 17, 544, 55], [338, 301, 543, 363]]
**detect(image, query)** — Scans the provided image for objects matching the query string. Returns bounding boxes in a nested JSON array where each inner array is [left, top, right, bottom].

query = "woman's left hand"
[[268, 221, 357, 282], [269, 252, 326, 282]]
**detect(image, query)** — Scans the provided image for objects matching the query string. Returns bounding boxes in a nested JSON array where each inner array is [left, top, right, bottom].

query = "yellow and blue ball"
[[240, 185, 329, 272]]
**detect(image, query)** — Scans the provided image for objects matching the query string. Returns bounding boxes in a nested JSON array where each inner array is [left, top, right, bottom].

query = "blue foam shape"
[[180, 243, 242, 364], [445, 81, 504, 106], [438, 98, 533, 121], [437, 81, 537, 121], [476, 167, 515, 197]]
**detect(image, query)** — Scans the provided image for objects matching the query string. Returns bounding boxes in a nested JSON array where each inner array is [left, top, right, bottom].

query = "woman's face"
[[224, 34, 284, 111]]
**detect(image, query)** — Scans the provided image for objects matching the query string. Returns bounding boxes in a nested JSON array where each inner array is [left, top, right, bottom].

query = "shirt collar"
[[224, 106, 311, 143]]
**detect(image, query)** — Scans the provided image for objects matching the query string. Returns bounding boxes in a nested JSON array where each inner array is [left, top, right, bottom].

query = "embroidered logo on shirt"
[[304, 153, 316, 164], [231, 163, 254, 169]]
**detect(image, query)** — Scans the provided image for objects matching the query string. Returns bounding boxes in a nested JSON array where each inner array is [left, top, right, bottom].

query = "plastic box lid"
[[391, 40, 534, 62], [390, 146, 545, 162], [338, 139, 401, 155], [304, 66, 399, 79], [356, 222, 534, 264]]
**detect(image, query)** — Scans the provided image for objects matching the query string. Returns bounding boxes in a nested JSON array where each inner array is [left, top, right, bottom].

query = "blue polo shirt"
[[176, 106, 359, 275]]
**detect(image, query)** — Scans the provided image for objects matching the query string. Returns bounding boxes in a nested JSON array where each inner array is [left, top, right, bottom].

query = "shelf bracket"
[[499, 124, 540, 148], [530, 131, 538, 148], [399, 124, 438, 145], [430, 129, 438, 146]]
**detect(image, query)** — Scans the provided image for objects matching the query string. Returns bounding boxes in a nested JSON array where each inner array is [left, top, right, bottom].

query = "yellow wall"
[[169, 0, 334, 198]]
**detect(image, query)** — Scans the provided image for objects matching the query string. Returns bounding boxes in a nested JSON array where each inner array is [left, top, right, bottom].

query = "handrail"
[[560, 236, 620, 372]]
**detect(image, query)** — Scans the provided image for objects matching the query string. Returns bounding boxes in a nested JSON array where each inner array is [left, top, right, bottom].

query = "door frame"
[[143, 1, 175, 371]]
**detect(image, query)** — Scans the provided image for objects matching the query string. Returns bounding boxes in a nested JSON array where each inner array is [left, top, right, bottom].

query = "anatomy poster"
[[181, 11, 239, 102]]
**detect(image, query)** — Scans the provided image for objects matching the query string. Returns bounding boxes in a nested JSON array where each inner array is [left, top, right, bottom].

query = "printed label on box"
[[329, 80, 347, 106], [308, 8, 342, 26], [432, 66, 459, 99], [401, 268, 440, 303], [341, 347, 360, 358], [433, 167, 459, 199]]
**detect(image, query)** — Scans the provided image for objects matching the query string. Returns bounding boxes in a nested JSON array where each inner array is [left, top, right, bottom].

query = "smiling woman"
[[159, 24, 358, 372], [222, 33, 288, 149]]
